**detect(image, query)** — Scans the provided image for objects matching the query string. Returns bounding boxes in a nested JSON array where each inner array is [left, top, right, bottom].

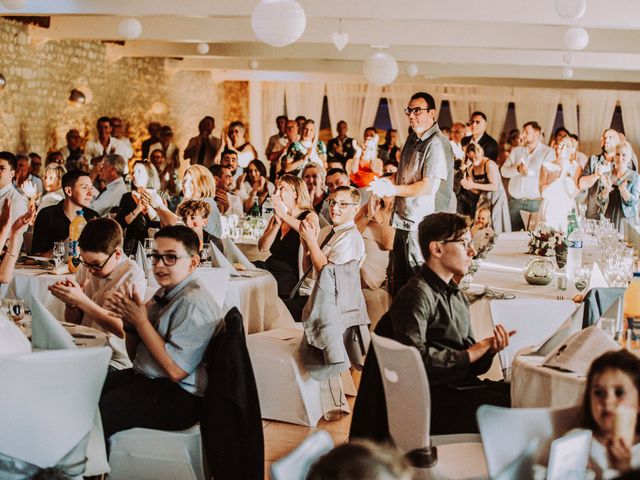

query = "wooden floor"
[[262, 371, 359, 479]]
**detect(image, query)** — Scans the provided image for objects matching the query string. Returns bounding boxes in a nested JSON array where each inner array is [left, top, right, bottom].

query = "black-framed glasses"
[[147, 253, 191, 266], [328, 200, 358, 209], [79, 250, 116, 271], [440, 238, 473, 250], [403, 107, 431, 116]]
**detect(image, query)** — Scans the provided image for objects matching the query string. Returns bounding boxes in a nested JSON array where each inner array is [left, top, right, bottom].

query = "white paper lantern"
[[118, 18, 142, 41], [562, 51, 575, 65], [1, 0, 27, 10], [406, 63, 419, 78], [562, 67, 574, 79], [555, 0, 587, 20], [564, 27, 589, 51], [249, 59, 259, 70], [196, 43, 210, 55], [251, 0, 306, 48], [363, 51, 399, 86]]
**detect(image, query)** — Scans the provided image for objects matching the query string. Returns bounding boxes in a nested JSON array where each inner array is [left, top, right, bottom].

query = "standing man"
[[369, 92, 451, 296], [265, 115, 289, 167], [501, 121, 554, 231], [461, 111, 499, 161], [449, 122, 466, 161], [184, 116, 221, 168], [327, 120, 356, 169], [0, 151, 28, 221], [141, 122, 162, 161], [85, 117, 133, 170]]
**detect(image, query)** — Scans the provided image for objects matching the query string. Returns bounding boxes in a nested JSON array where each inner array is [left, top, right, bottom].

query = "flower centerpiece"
[[527, 224, 568, 268]]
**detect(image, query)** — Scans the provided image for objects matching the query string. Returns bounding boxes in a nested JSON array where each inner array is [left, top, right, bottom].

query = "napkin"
[[222, 237, 255, 270], [135, 242, 152, 279], [587, 262, 609, 292], [31, 297, 76, 350], [0, 314, 30, 356], [209, 241, 236, 271]]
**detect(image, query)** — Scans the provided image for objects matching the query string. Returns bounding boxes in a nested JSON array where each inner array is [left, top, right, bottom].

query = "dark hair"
[[382, 128, 398, 148], [276, 115, 288, 123], [16, 154, 28, 164], [523, 121, 542, 132], [383, 159, 399, 168], [364, 126, 377, 136], [45, 151, 64, 166], [554, 127, 570, 137], [61, 169, 90, 192], [228, 121, 245, 131], [583, 350, 640, 434], [28, 152, 42, 160], [410, 92, 436, 110], [209, 164, 225, 178], [570, 133, 580, 141], [154, 225, 200, 257], [307, 440, 411, 480], [326, 167, 349, 178], [246, 159, 267, 180], [78, 218, 123, 254], [0, 151, 17, 171], [471, 111, 487, 121], [295, 115, 306, 122], [96, 116, 111, 127], [221, 149, 238, 158], [418, 212, 472, 260], [333, 185, 361, 204]]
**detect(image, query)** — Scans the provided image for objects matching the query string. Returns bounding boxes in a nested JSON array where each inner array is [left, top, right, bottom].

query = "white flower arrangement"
[[527, 224, 567, 257]]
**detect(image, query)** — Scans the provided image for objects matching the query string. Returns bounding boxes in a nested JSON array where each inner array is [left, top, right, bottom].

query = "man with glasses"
[[99, 225, 223, 439], [461, 111, 499, 161], [369, 92, 453, 296], [49, 218, 146, 371]]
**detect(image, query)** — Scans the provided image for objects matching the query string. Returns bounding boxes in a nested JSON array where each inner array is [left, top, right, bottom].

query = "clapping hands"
[[299, 217, 319, 245], [21, 179, 38, 201]]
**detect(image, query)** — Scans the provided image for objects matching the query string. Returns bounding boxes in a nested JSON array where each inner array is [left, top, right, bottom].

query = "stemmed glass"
[[144, 238, 154, 256], [574, 267, 590, 292], [53, 241, 66, 267]]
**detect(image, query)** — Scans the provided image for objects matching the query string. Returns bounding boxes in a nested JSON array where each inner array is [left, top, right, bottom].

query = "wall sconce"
[[68, 89, 86, 105], [0, 74, 6, 91]]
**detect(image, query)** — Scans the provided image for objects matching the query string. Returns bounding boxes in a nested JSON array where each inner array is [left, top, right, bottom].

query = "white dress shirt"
[[0, 183, 28, 221], [450, 140, 464, 160], [90, 177, 128, 216], [85, 137, 133, 173], [501, 142, 555, 200]]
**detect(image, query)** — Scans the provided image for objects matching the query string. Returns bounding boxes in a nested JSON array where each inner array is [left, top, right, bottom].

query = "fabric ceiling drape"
[[619, 91, 640, 150], [577, 89, 617, 156], [472, 86, 511, 140], [387, 84, 444, 144], [325, 83, 382, 140], [284, 82, 326, 128], [447, 85, 475, 126], [513, 88, 561, 143], [258, 81, 286, 157], [561, 94, 579, 137]]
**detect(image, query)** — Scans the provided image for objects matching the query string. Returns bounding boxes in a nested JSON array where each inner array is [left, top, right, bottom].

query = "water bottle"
[[68, 210, 86, 273], [566, 208, 578, 237], [262, 196, 274, 220], [250, 196, 261, 218], [566, 221, 583, 280]]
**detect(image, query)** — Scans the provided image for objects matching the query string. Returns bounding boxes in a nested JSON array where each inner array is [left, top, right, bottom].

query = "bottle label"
[[569, 240, 583, 249], [69, 239, 80, 258]]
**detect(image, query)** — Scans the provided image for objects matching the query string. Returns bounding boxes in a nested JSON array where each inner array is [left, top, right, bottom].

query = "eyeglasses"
[[147, 253, 191, 266], [440, 238, 473, 250], [329, 200, 358, 209], [79, 250, 116, 271], [403, 107, 431, 117]]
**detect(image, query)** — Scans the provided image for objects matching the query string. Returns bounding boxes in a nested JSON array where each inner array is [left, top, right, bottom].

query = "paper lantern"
[[0, 0, 27, 10], [555, 0, 587, 20], [564, 27, 589, 51], [0, 73, 5, 91], [562, 67, 574, 79], [363, 51, 398, 86], [406, 63, 418, 78], [249, 59, 259, 70], [118, 18, 142, 40], [251, 0, 306, 48], [562, 51, 575, 65], [196, 43, 209, 55]]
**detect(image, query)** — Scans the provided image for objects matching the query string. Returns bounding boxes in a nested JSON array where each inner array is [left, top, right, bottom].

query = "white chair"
[[270, 430, 334, 480], [476, 404, 582, 478], [0, 347, 111, 478], [370, 333, 488, 480]]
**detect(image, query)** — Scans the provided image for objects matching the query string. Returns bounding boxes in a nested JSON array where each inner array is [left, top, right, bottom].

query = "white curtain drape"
[[471, 86, 511, 140], [619, 91, 640, 149], [560, 94, 579, 136], [577, 90, 617, 156], [284, 82, 326, 127], [513, 88, 561, 143], [257, 81, 286, 158], [325, 83, 382, 140], [386, 84, 444, 144], [447, 85, 475, 125]]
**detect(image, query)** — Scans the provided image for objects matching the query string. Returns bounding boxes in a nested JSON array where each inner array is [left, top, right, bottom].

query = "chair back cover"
[[477, 404, 582, 477], [30, 296, 76, 350], [370, 333, 430, 453], [0, 348, 110, 469], [270, 430, 333, 480]]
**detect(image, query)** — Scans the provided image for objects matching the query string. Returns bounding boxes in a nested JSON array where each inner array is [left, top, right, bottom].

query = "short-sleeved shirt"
[[133, 274, 223, 396], [31, 201, 100, 254], [392, 124, 449, 231], [76, 256, 146, 370]]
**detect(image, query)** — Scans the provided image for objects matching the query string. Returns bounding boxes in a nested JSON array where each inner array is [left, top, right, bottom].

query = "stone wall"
[[0, 19, 248, 158]]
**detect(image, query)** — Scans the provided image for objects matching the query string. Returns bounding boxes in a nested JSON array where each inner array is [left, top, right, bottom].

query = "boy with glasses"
[[99, 225, 222, 439], [49, 218, 146, 370]]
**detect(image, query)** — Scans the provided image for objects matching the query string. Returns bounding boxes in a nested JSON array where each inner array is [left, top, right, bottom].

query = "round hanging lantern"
[[0, 73, 6, 91], [0, 0, 27, 10], [251, 0, 306, 48], [555, 0, 587, 20], [196, 43, 210, 55], [249, 59, 259, 70], [363, 51, 399, 86], [562, 51, 575, 65], [562, 67, 574, 79], [406, 63, 419, 78], [118, 18, 142, 40], [564, 27, 589, 51]]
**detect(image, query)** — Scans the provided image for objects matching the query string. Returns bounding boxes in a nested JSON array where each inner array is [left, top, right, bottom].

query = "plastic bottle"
[[262, 196, 274, 220], [565, 220, 583, 279], [624, 272, 640, 349], [68, 210, 86, 273], [566, 209, 578, 237]]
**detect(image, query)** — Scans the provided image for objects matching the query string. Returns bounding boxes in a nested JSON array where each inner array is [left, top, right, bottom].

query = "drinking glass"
[[8, 299, 24, 324], [574, 267, 590, 292], [53, 242, 66, 266], [144, 238, 154, 255]]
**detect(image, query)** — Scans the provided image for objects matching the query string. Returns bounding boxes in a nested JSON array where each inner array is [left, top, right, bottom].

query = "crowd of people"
[[1, 90, 639, 479]]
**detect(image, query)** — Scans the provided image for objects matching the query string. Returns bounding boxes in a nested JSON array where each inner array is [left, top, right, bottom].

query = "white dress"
[[538, 161, 579, 232]]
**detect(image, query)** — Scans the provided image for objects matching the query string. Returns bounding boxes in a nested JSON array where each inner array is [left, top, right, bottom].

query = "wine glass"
[[53, 241, 66, 267], [144, 238, 154, 256], [574, 267, 590, 292]]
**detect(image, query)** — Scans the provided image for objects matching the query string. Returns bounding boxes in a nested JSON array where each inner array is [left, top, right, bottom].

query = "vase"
[[524, 257, 555, 286]]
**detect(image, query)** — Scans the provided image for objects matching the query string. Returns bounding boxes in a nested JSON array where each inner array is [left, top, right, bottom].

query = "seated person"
[[371, 212, 513, 434], [255, 175, 319, 298], [48, 218, 146, 370], [210, 164, 243, 217], [100, 225, 223, 439], [31, 170, 99, 257], [175, 199, 222, 253], [0, 201, 36, 284], [584, 350, 640, 478]]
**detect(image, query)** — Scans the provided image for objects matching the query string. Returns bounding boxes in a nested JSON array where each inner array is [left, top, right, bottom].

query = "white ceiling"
[[4, 0, 640, 86]]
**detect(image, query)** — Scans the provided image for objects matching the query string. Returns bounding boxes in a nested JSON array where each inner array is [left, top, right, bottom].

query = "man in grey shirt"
[[369, 92, 452, 295]]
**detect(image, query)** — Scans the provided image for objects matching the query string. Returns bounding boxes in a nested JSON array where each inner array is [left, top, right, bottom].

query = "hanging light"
[[555, 0, 587, 20], [0, 0, 27, 10], [249, 59, 259, 70], [251, 0, 306, 48], [331, 18, 348, 52], [196, 43, 210, 55], [363, 51, 399, 86], [68, 89, 86, 106], [406, 63, 419, 78], [0, 73, 5, 91], [562, 67, 574, 79], [564, 27, 589, 50], [118, 18, 142, 40], [562, 51, 575, 65]]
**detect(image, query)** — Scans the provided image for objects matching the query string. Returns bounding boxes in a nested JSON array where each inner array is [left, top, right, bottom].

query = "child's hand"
[[106, 283, 147, 329], [607, 437, 632, 473]]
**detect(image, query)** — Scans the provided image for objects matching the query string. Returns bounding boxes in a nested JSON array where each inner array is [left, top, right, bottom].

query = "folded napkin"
[[136, 242, 158, 288], [31, 297, 76, 350], [222, 237, 255, 271], [0, 314, 30, 356], [209, 241, 236, 271]]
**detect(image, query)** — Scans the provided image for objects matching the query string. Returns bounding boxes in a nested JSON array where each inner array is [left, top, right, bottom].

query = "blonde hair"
[[44, 163, 66, 181], [465, 142, 485, 161], [278, 174, 312, 211], [474, 206, 493, 228], [184, 164, 216, 199]]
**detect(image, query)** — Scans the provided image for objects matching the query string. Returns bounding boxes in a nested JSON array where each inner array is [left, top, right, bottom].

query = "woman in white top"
[[216, 121, 257, 169], [538, 137, 582, 232], [235, 159, 275, 213], [38, 163, 66, 211]]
